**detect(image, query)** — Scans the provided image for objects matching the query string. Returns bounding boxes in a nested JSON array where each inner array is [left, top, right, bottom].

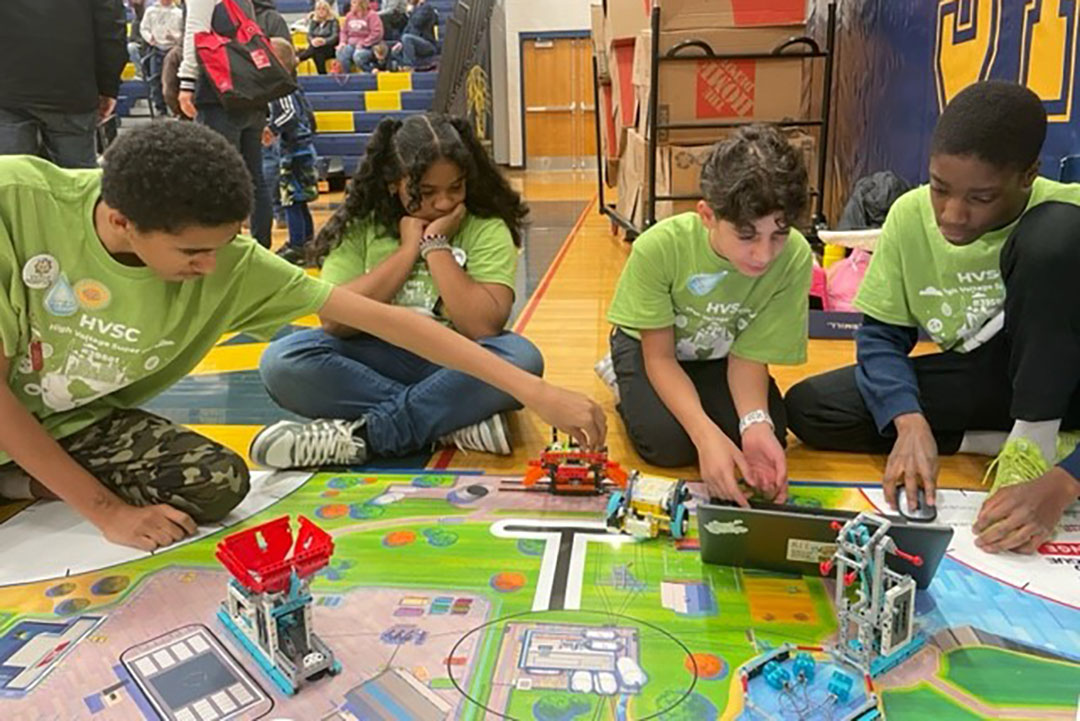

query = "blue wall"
[[812, 0, 1079, 216]]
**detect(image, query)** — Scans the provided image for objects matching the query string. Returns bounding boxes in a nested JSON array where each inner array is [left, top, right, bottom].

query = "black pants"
[[611, 328, 787, 467], [786, 202, 1080, 454], [299, 44, 335, 74]]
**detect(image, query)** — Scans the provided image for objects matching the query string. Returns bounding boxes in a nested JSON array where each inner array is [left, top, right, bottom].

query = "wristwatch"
[[419, 233, 451, 260], [739, 409, 774, 436]]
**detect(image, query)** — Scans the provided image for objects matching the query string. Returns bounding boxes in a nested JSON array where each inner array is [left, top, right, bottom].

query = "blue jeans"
[[262, 138, 282, 221], [259, 329, 545, 456], [146, 46, 168, 115], [393, 34, 437, 68], [336, 44, 374, 73], [0, 106, 98, 168], [198, 105, 273, 247]]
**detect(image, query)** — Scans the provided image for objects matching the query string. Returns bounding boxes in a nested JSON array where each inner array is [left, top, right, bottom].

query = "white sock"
[[958, 431, 1008, 457], [1008, 419, 1061, 464], [0, 471, 33, 500]]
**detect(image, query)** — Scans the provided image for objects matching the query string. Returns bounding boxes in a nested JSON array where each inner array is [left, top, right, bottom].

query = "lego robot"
[[605, 473, 690, 539], [820, 512, 925, 677], [216, 515, 341, 695], [520, 428, 629, 495]]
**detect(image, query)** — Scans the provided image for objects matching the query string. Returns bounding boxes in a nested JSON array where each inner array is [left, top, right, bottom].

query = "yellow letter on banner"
[[935, 0, 1002, 110], [1021, 0, 1078, 122]]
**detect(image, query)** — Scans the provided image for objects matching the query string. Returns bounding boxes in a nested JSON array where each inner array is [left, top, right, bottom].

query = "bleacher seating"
[[116, 0, 456, 177]]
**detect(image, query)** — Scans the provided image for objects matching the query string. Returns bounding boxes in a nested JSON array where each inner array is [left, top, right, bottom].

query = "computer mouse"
[[896, 486, 937, 523]]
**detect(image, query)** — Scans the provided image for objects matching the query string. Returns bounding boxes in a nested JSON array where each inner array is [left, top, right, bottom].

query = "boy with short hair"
[[786, 81, 1080, 554], [0, 122, 605, 552]]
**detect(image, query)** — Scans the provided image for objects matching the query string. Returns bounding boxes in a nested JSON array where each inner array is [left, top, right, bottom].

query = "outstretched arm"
[[317, 287, 606, 446]]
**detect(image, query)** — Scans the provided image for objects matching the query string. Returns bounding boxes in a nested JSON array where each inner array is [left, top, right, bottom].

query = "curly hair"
[[100, 121, 253, 233], [311, 113, 528, 261], [700, 124, 809, 229], [931, 80, 1046, 171]]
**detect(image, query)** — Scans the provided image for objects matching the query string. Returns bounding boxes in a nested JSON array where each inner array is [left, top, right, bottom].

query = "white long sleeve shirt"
[[140, 3, 184, 49]]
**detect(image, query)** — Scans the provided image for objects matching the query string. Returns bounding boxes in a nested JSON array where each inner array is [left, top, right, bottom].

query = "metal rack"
[[594, 2, 838, 241]]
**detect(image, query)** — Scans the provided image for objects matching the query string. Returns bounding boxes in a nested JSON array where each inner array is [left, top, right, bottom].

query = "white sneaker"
[[249, 419, 368, 469], [438, 414, 512, 455], [594, 353, 620, 402]]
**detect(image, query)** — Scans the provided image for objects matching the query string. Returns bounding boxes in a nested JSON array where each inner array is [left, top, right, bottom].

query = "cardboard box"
[[591, 4, 610, 79], [632, 27, 808, 145], [605, 0, 805, 39], [652, 129, 817, 220], [608, 39, 639, 137], [616, 129, 649, 227]]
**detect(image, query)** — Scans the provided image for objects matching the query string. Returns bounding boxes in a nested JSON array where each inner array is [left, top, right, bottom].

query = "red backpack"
[[195, 0, 297, 112]]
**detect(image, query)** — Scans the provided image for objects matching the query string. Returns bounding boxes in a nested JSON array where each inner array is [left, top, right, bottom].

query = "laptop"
[[697, 500, 953, 589]]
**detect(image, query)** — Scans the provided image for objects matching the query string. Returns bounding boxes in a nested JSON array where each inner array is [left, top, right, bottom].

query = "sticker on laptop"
[[703, 519, 748, 536], [786, 538, 837, 564]]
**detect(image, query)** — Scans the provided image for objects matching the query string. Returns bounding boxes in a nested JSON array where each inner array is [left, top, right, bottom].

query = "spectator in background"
[[140, 0, 184, 116], [0, 0, 127, 168], [265, 38, 320, 265], [298, 1, 339, 75], [392, 0, 439, 71], [379, 0, 408, 43], [178, 0, 291, 248], [336, 0, 383, 74], [127, 0, 147, 78], [365, 42, 394, 73]]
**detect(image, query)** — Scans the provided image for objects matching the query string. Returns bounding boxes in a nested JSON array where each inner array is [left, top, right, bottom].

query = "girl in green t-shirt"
[[604, 125, 813, 506], [253, 113, 544, 462]]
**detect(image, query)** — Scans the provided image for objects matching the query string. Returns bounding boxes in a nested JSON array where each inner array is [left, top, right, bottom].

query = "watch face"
[[452, 246, 467, 267]]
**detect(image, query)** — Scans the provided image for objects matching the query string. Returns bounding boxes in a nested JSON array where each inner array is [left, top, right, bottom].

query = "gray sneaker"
[[438, 413, 512, 455], [249, 419, 368, 469]]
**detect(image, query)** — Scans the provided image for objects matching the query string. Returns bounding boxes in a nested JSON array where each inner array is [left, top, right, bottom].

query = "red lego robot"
[[521, 429, 629, 495]]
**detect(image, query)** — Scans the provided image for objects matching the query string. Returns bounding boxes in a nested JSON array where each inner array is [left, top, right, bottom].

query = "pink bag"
[[810, 256, 827, 308], [824, 249, 871, 312]]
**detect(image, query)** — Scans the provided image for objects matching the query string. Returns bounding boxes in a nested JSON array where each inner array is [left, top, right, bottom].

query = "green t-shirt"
[[606, 212, 812, 364], [856, 178, 1080, 351], [320, 213, 517, 326], [0, 156, 333, 465]]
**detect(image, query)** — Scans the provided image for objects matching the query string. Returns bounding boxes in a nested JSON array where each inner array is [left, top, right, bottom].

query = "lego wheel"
[[606, 491, 626, 529], [671, 502, 688, 540], [667, 479, 688, 518]]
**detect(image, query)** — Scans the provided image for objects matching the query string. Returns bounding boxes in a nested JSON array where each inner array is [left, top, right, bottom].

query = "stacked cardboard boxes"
[[591, 0, 814, 230]]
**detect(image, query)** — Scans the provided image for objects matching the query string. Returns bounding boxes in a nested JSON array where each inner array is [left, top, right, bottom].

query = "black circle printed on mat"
[[446, 608, 698, 720], [465, 484, 490, 498]]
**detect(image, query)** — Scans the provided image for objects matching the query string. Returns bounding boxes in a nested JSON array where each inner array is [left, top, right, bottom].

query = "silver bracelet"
[[419, 233, 452, 260]]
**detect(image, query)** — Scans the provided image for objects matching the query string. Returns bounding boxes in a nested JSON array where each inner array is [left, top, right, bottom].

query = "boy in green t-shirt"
[[605, 125, 813, 505], [0, 122, 605, 553], [787, 81, 1080, 554]]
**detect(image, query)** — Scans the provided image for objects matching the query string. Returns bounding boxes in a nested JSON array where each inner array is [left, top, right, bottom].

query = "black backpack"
[[194, 0, 297, 112]]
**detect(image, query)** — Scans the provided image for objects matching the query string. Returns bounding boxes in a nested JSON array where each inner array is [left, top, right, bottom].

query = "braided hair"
[[310, 113, 528, 262]]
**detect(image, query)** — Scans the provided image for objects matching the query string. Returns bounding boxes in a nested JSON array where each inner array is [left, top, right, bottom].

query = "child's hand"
[[529, 382, 607, 450], [399, 216, 430, 252], [741, 423, 788, 502], [98, 502, 197, 551], [697, 427, 751, 507], [425, 203, 467, 239], [261, 127, 274, 147], [178, 90, 197, 119], [973, 468, 1076, 554]]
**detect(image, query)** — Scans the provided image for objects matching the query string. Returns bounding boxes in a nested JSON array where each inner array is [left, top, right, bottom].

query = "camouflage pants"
[[2, 410, 250, 523]]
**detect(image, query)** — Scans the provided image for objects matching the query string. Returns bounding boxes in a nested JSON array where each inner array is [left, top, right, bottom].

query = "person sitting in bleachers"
[[391, 0, 439, 71], [336, 0, 384, 74], [140, 0, 184, 116], [378, 0, 409, 43], [299, 1, 340, 75]]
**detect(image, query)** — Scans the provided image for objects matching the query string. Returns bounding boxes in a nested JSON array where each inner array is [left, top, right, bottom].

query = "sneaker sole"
[[248, 420, 294, 468]]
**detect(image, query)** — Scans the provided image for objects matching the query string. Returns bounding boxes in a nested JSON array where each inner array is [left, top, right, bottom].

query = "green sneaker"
[[984, 437, 1051, 496], [1055, 431, 1080, 463]]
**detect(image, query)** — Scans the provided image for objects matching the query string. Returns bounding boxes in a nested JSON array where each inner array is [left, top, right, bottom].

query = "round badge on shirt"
[[22, 254, 60, 290]]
